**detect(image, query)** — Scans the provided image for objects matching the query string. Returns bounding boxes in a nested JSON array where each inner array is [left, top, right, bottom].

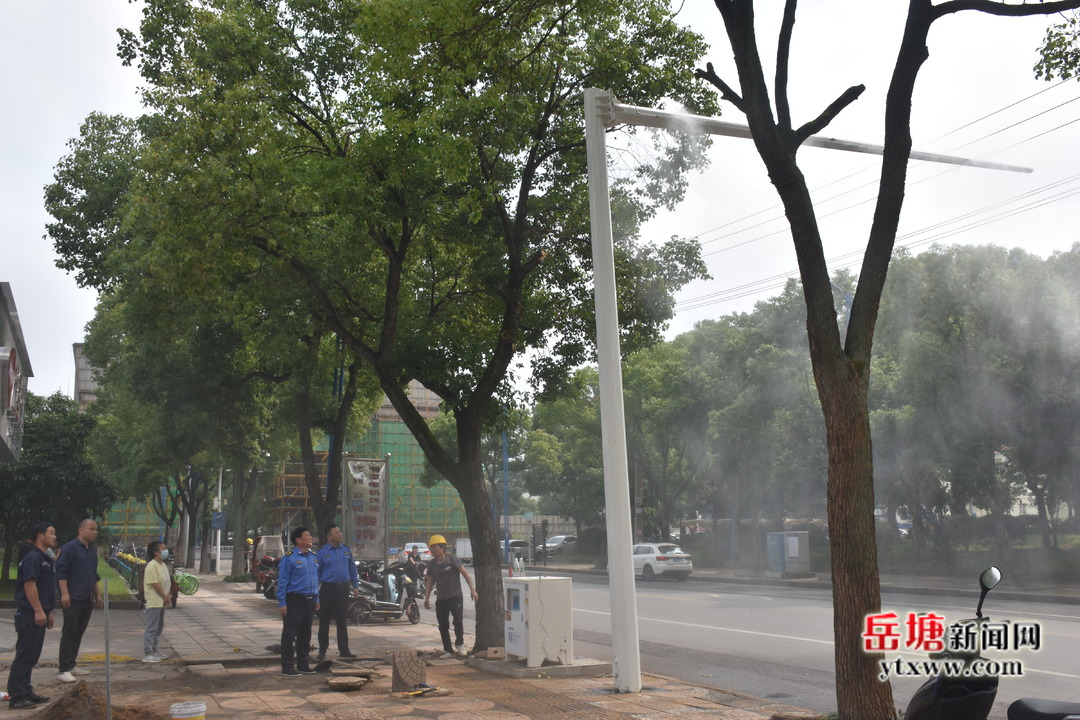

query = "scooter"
[[1008, 699, 1080, 720], [348, 560, 420, 624], [258, 556, 280, 600], [904, 566, 1002, 720], [905, 567, 1080, 720]]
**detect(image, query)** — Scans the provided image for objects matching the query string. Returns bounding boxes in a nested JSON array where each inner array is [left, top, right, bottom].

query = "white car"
[[400, 542, 433, 563], [543, 534, 576, 556], [632, 543, 693, 581]]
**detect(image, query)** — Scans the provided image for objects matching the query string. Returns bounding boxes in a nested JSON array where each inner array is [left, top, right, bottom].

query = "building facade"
[[0, 283, 32, 462]]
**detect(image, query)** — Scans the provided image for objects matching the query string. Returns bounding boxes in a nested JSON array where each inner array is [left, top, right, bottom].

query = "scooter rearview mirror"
[[975, 566, 1001, 618]]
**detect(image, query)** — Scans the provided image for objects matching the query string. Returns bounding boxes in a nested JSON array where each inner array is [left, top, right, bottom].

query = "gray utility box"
[[766, 531, 813, 578]]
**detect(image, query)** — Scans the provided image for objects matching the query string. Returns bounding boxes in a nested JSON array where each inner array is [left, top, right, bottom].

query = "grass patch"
[[0, 557, 135, 601], [100, 557, 138, 600]]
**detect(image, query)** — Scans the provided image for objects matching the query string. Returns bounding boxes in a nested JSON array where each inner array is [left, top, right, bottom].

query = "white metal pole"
[[215, 467, 223, 576], [584, 86, 642, 693], [103, 576, 112, 720]]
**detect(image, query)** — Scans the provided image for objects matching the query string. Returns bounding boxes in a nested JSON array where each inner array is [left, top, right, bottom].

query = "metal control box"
[[504, 576, 573, 667]]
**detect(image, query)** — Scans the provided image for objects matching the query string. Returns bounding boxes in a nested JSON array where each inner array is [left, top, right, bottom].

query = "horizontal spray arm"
[[601, 93, 1033, 173]]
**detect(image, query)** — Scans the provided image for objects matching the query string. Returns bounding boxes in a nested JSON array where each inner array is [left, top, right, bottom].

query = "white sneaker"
[[70, 667, 91, 676], [57, 671, 77, 683], [437, 651, 455, 659], [142, 655, 162, 663], [454, 645, 468, 657]]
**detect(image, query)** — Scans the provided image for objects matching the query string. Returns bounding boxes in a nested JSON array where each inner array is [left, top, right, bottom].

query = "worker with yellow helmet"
[[423, 534, 477, 658]]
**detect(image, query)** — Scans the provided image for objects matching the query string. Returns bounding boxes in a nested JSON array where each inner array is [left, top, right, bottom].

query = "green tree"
[[108, 0, 713, 651], [696, 2, 1080, 716], [0, 393, 116, 578], [1037, 10, 1080, 81], [527, 368, 607, 530]]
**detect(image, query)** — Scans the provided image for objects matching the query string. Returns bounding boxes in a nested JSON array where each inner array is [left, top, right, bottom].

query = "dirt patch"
[[30, 681, 168, 720]]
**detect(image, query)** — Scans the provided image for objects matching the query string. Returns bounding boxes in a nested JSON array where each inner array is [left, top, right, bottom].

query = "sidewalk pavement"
[[3, 565, 1075, 719]]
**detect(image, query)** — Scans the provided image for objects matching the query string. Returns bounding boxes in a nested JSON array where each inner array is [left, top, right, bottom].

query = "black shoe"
[[297, 667, 316, 674], [315, 651, 326, 661], [26, 694, 50, 704], [281, 668, 300, 677], [339, 651, 357, 658], [9, 699, 37, 710]]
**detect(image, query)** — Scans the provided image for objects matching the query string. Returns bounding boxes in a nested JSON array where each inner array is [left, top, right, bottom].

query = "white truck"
[[454, 537, 473, 564]]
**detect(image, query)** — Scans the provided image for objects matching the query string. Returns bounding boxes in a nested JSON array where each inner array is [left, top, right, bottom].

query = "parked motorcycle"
[[904, 566, 1002, 720], [904, 567, 1080, 720], [257, 555, 280, 600], [348, 560, 420, 624]]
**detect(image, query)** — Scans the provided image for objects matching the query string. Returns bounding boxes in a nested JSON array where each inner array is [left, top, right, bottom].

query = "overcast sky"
[[2, 0, 1078, 398]]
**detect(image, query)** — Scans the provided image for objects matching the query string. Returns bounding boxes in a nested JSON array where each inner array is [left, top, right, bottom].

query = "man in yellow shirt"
[[141, 541, 172, 663]]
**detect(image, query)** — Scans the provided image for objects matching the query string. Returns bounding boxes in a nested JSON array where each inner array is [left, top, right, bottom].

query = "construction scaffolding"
[[100, 498, 165, 549], [262, 383, 467, 548]]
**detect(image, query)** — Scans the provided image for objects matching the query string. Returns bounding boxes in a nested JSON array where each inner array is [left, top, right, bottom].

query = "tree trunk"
[[820, 377, 892, 719], [455, 471, 504, 652], [1, 540, 13, 580], [230, 465, 260, 576]]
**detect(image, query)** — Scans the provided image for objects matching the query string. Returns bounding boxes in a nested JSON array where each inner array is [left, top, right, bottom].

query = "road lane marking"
[[574, 608, 833, 645]]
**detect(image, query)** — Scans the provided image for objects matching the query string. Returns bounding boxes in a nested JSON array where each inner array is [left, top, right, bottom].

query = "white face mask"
[[160, 549, 170, 560]]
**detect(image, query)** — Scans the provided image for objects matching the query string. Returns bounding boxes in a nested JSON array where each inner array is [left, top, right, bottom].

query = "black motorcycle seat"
[[1008, 697, 1080, 720]]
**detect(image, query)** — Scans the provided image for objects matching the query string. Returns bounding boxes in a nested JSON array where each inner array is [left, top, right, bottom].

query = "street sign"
[[211, 511, 225, 531]]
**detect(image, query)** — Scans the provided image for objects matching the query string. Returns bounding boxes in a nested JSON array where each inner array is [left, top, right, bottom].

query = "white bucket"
[[170, 701, 207, 720]]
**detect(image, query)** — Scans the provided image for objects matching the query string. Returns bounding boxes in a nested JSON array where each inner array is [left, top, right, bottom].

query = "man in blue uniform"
[[56, 519, 103, 682], [315, 524, 358, 661], [6, 522, 58, 710], [277, 527, 320, 677]]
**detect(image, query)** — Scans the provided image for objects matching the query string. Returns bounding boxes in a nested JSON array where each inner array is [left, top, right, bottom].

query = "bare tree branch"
[[933, 0, 1080, 20], [793, 84, 866, 146], [694, 62, 747, 113], [775, 0, 798, 132]]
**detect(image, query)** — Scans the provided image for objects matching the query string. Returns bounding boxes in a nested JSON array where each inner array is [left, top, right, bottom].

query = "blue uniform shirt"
[[16, 545, 57, 614], [316, 543, 359, 588], [55, 537, 101, 602], [276, 549, 320, 607]]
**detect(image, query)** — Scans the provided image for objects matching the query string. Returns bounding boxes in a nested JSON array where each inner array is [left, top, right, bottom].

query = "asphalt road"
[[460, 571, 1080, 719]]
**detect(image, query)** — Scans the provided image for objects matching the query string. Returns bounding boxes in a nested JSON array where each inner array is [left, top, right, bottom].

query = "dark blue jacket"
[[16, 545, 57, 613], [55, 537, 100, 602]]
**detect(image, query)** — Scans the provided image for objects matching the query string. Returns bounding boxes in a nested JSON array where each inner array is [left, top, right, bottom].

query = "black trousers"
[[280, 593, 315, 671], [59, 599, 94, 672], [317, 583, 351, 654], [435, 596, 464, 652], [7, 610, 47, 701]]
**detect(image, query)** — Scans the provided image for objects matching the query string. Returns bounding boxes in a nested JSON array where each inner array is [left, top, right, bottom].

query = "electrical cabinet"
[[504, 576, 573, 667]]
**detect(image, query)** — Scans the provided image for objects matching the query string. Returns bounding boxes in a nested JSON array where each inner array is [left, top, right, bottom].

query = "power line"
[[676, 173, 1080, 312], [681, 82, 1078, 254]]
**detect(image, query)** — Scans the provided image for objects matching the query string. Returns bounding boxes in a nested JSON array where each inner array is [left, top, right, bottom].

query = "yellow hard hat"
[[428, 534, 447, 547]]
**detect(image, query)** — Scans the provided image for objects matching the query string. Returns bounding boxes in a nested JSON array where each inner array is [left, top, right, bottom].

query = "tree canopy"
[[47, 0, 715, 650]]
